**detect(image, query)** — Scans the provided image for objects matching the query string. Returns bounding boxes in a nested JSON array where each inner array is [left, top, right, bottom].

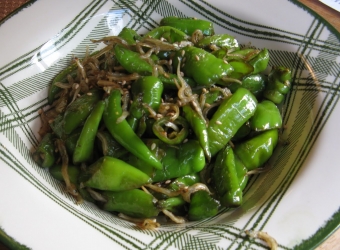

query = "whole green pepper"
[[102, 189, 159, 218], [208, 87, 257, 156], [103, 89, 163, 170], [73, 100, 105, 164], [63, 88, 102, 134], [127, 76, 164, 128], [227, 60, 254, 80], [249, 100, 282, 131], [196, 34, 239, 50], [96, 130, 129, 158], [128, 139, 205, 182], [234, 129, 279, 171], [188, 190, 220, 221], [263, 66, 292, 104], [81, 156, 151, 191], [227, 74, 266, 98], [173, 46, 234, 87], [114, 44, 153, 75], [157, 196, 186, 214], [183, 105, 211, 160], [160, 16, 214, 36], [143, 26, 189, 43], [212, 144, 242, 207], [32, 133, 55, 168], [248, 48, 270, 74], [169, 173, 201, 191], [64, 128, 81, 156], [49, 164, 80, 184], [118, 27, 141, 45]]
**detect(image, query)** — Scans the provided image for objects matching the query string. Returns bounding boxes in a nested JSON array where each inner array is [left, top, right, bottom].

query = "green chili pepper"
[[188, 190, 220, 221], [183, 105, 211, 160], [49, 164, 80, 184], [157, 196, 186, 214], [263, 66, 292, 104], [173, 46, 234, 87], [103, 89, 163, 170], [32, 133, 55, 168], [118, 27, 141, 45], [128, 139, 205, 182], [232, 121, 251, 141], [158, 73, 197, 90], [64, 128, 82, 156], [235, 156, 249, 191], [102, 189, 159, 218], [169, 173, 201, 191], [49, 114, 64, 139], [143, 26, 189, 43], [63, 88, 103, 135], [81, 156, 151, 191], [96, 130, 129, 158], [249, 100, 282, 131], [152, 116, 189, 145], [73, 100, 105, 164], [114, 44, 153, 75], [127, 76, 164, 127], [160, 16, 214, 36], [196, 34, 239, 50], [234, 129, 279, 171], [248, 48, 270, 74], [208, 87, 257, 156], [212, 144, 242, 207], [47, 63, 78, 105], [227, 60, 254, 80], [228, 74, 266, 99]]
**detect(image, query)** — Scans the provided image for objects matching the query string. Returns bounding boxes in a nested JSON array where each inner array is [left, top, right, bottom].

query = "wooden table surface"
[[0, 1, 339, 250]]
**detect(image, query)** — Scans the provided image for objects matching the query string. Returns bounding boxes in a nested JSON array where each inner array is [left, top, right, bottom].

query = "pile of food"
[[33, 16, 291, 227]]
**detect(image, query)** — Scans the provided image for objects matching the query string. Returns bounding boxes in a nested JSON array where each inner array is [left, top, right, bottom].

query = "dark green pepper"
[[128, 139, 205, 182], [169, 173, 201, 191], [196, 34, 239, 50], [32, 133, 55, 168], [160, 16, 214, 36], [212, 144, 242, 207], [103, 89, 163, 170], [157, 196, 186, 214], [49, 164, 80, 184], [208, 87, 257, 156], [73, 100, 105, 164], [188, 190, 220, 221], [227, 74, 266, 98], [96, 130, 129, 158], [263, 66, 292, 104], [81, 156, 151, 191], [63, 88, 102, 135], [102, 189, 159, 218], [234, 129, 279, 171]]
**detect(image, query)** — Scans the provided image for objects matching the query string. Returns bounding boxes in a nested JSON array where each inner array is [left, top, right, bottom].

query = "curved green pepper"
[[118, 27, 141, 45], [157, 196, 186, 214], [188, 190, 220, 221], [227, 74, 266, 99], [212, 144, 242, 207], [103, 89, 163, 170], [249, 100, 282, 131], [196, 34, 239, 50], [96, 130, 129, 158], [169, 173, 201, 191], [208, 87, 257, 156], [183, 105, 211, 160], [32, 133, 55, 168], [81, 156, 151, 191], [128, 139, 205, 182], [73, 100, 105, 164], [152, 116, 189, 145], [63, 88, 103, 135], [234, 129, 279, 171], [173, 46, 234, 87], [49, 164, 80, 184], [248, 48, 270, 74], [102, 189, 159, 218], [143, 26, 189, 43], [263, 66, 292, 104], [160, 16, 214, 36], [114, 44, 153, 75]]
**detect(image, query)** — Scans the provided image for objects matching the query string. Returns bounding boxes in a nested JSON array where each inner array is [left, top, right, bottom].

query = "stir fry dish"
[[32, 16, 291, 227]]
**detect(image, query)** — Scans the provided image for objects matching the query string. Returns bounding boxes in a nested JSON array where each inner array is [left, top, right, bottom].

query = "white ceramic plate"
[[0, 0, 339, 249]]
